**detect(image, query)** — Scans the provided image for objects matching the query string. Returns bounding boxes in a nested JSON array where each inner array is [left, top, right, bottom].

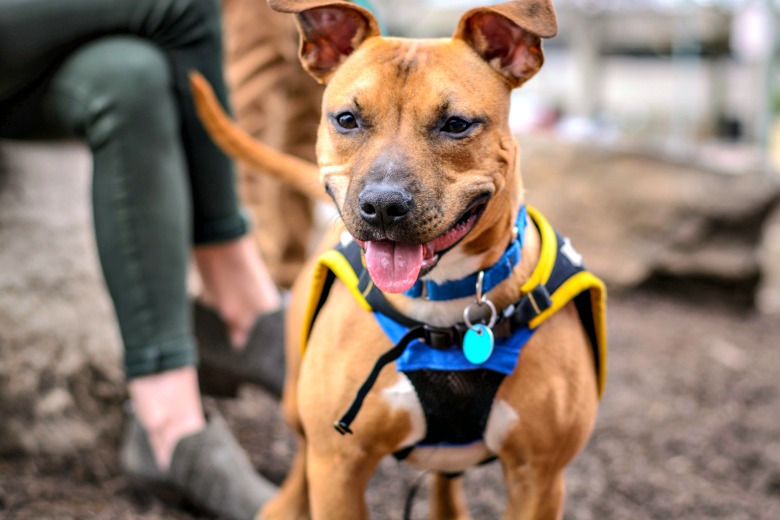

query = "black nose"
[[358, 183, 413, 227]]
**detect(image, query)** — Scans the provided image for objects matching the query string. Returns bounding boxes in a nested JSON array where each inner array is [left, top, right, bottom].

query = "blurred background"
[[381, 0, 780, 173], [1, 1, 779, 519], [368, 0, 780, 316]]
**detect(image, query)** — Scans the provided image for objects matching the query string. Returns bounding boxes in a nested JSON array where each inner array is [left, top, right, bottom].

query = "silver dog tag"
[[463, 324, 494, 365]]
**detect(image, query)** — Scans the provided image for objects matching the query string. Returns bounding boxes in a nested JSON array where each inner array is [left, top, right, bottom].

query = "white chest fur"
[[381, 375, 519, 474]]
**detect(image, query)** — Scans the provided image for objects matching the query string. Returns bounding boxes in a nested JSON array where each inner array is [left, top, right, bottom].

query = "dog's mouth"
[[355, 196, 489, 293]]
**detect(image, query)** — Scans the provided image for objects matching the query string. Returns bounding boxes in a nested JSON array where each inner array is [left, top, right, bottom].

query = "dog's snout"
[[358, 184, 413, 227]]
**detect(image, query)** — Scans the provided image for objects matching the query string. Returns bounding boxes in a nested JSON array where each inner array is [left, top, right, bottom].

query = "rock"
[[756, 204, 780, 314], [0, 142, 125, 456], [520, 135, 780, 307]]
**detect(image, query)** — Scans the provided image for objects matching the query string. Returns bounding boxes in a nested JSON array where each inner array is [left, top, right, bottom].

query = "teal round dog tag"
[[463, 324, 494, 365]]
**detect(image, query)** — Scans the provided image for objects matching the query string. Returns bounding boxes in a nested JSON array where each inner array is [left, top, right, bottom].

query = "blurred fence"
[[373, 0, 780, 173]]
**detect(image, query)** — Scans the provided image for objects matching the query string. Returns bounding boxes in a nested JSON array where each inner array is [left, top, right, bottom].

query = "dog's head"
[[271, 0, 557, 293]]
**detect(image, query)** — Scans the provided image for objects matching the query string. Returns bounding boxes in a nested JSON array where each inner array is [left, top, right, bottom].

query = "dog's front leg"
[[305, 445, 381, 520], [500, 462, 565, 520], [430, 473, 471, 520], [258, 442, 309, 520]]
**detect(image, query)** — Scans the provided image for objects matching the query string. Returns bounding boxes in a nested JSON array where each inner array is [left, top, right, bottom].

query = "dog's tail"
[[189, 72, 329, 202]]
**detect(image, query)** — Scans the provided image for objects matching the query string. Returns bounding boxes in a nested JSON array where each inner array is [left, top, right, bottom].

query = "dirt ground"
[[1, 142, 780, 519], [2, 291, 780, 520]]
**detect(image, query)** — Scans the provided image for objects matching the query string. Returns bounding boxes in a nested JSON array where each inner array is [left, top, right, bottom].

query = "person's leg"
[[1, 0, 280, 349], [127, 368, 205, 468], [30, 35, 275, 519], [195, 238, 280, 348], [125, 0, 284, 346], [43, 36, 203, 468], [1, 2, 280, 514]]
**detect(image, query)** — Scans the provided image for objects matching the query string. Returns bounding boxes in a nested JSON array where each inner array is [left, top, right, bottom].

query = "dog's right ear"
[[269, 0, 381, 84]]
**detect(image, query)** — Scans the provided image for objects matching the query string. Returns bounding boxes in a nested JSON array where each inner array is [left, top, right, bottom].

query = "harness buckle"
[[333, 421, 354, 435], [422, 324, 467, 350], [510, 285, 553, 328]]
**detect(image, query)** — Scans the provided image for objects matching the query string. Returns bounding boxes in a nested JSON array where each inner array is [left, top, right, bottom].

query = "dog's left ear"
[[269, 0, 381, 84], [454, 0, 557, 88]]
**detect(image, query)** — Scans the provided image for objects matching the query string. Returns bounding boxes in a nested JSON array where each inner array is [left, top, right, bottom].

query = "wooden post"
[[569, 10, 603, 121]]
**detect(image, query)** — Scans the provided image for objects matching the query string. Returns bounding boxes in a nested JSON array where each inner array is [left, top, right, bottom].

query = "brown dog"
[[191, 1, 606, 518]]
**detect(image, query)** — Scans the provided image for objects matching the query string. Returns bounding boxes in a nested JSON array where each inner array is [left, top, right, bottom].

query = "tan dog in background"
[[222, 0, 322, 288], [192, 1, 603, 518]]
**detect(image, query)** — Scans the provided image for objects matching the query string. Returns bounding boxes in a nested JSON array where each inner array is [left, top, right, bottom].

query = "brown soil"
[[3, 290, 780, 520], [1, 142, 779, 519]]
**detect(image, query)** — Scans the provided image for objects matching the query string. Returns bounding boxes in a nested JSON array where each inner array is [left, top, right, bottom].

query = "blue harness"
[[302, 206, 607, 456]]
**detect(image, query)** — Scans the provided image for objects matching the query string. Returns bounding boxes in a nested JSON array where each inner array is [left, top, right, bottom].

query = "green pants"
[[0, 0, 247, 378]]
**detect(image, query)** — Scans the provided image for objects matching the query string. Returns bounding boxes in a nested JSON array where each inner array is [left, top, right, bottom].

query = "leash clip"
[[475, 270, 486, 304], [464, 271, 497, 328], [463, 271, 497, 365]]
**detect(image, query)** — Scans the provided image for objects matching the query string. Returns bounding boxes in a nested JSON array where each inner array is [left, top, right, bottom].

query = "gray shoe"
[[194, 301, 285, 399], [120, 412, 276, 520]]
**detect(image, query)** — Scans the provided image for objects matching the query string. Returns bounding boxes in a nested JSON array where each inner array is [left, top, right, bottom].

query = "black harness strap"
[[307, 269, 336, 344], [334, 326, 427, 435], [358, 267, 421, 328], [327, 229, 601, 439], [329, 241, 557, 437]]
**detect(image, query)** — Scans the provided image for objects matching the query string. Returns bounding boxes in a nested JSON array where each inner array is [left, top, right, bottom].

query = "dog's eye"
[[441, 117, 472, 135], [336, 112, 358, 130]]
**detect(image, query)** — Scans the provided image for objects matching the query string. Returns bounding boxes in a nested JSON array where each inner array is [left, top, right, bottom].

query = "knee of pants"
[[50, 37, 177, 148], [175, 0, 223, 38], [150, 0, 224, 53]]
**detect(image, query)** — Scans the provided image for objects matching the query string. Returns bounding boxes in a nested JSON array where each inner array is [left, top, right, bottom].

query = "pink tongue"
[[364, 240, 423, 293]]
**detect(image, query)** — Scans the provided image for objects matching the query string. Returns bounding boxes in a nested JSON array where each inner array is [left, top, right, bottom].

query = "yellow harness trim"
[[520, 206, 557, 293], [522, 208, 608, 397], [302, 206, 607, 397], [301, 248, 373, 353], [530, 270, 608, 397]]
